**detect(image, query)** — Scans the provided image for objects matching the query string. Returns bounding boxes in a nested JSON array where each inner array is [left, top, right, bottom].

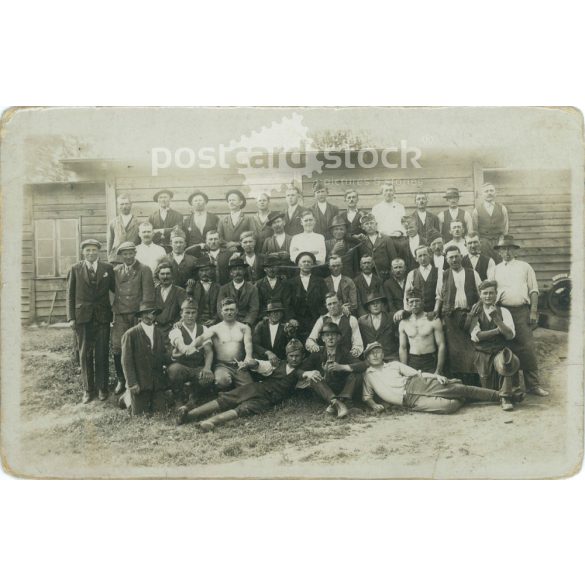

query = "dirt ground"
[[7, 325, 582, 479]]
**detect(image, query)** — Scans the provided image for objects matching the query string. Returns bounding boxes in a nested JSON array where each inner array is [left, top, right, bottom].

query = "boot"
[[334, 399, 349, 419], [199, 409, 239, 432], [82, 391, 93, 404], [176, 399, 220, 426], [500, 397, 514, 411], [113, 354, 126, 395]]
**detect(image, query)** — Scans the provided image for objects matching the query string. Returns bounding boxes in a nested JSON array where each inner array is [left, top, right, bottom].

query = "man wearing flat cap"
[[183, 190, 219, 248], [107, 195, 140, 264], [438, 187, 473, 244], [311, 180, 339, 235], [189, 255, 220, 326], [216, 256, 259, 328], [357, 212, 399, 282], [120, 302, 171, 415], [66, 239, 115, 404], [148, 189, 184, 252], [112, 241, 155, 396], [256, 254, 289, 319]]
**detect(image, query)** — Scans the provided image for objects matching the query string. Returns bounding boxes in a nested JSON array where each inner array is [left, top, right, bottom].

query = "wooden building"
[[21, 154, 572, 323]]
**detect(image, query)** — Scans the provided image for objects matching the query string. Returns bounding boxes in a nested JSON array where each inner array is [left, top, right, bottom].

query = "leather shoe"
[[118, 395, 127, 410], [98, 390, 108, 401], [176, 407, 189, 426], [114, 381, 126, 395], [325, 403, 336, 415], [335, 400, 349, 419], [531, 387, 549, 397], [82, 392, 93, 404], [500, 398, 514, 411], [199, 420, 215, 432]]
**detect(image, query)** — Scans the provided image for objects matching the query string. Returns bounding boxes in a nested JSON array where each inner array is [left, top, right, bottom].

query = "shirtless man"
[[399, 288, 445, 375], [193, 297, 255, 390]]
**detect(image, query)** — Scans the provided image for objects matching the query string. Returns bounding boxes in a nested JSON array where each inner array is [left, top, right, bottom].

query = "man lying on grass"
[[362, 342, 523, 414], [175, 339, 321, 431]]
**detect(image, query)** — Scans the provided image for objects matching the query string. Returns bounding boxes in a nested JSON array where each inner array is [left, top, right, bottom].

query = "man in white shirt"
[[306, 293, 363, 357], [136, 222, 167, 274], [362, 342, 511, 414], [289, 209, 326, 264], [493, 235, 547, 396], [462, 232, 496, 281], [371, 181, 406, 236]]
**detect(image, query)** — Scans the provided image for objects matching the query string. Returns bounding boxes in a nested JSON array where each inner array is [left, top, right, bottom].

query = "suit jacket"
[[66, 261, 115, 324], [182, 212, 219, 247], [107, 215, 141, 263], [218, 213, 253, 244], [383, 277, 406, 314], [190, 281, 220, 323], [285, 274, 328, 333], [252, 320, 289, 360], [217, 281, 259, 326], [358, 234, 399, 280], [121, 323, 170, 392], [411, 210, 440, 241], [154, 284, 186, 327], [353, 272, 384, 317], [284, 205, 306, 236], [396, 235, 428, 273], [311, 202, 340, 235], [358, 312, 398, 360], [113, 260, 155, 315], [301, 345, 367, 391], [324, 275, 358, 313], [261, 233, 293, 262], [148, 208, 184, 248], [256, 276, 289, 318], [250, 212, 277, 252], [165, 252, 198, 288], [338, 209, 365, 236], [243, 254, 265, 283], [325, 237, 360, 278]]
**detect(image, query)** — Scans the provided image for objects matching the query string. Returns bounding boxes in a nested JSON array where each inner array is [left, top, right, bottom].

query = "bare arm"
[[243, 324, 254, 361], [398, 322, 409, 365], [433, 319, 446, 374]]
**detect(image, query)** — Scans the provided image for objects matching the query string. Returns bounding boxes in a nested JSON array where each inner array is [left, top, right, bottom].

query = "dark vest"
[[323, 314, 352, 353], [462, 255, 490, 281], [175, 324, 205, 368], [412, 266, 439, 312], [441, 208, 467, 242], [475, 202, 506, 238], [442, 268, 479, 315], [473, 306, 506, 353], [198, 286, 213, 323]]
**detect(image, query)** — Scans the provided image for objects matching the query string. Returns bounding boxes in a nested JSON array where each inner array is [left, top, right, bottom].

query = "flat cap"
[[80, 239, 102, 250], [117, 241, 137, 253], [363, 342, 383, 358], [285, 338, 304, 354]]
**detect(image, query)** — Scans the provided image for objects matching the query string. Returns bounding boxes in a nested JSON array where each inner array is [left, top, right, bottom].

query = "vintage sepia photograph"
[[1, 106, 583, 479]]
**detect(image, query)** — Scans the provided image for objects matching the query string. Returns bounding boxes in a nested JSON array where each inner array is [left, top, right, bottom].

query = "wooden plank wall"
[[484, 169, 571, 290]]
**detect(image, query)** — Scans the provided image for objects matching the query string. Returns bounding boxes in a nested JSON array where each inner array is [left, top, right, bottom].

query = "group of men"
[[66, 179, 546, 431]]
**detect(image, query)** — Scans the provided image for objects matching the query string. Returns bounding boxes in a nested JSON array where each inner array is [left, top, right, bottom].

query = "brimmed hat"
[[360, 212, 376, 225], [405, 288, 422, 300], [426, 228, 442, 244], [153, 189, 174, 202], [295, 251, 317, 265], [444, 187, 460, 199], [266, 211, 286, 225], [493, 348, 520, 377], [329, 215, 348, 230], [170, 228, 186, 240], [135, 301, 162, 317], [81, 238, 102, 250], [194, 255, 214, 270], [364, 293, 386, 306], [116, 241, 136, 253], [188, 190, 209, 205], [321, 322, 341, 335], [364, 342, 383, 358], [225, 189, 247, 209], [493, 234, 520, 250], [263, 254, 281, 268], [265, 301, 285, 313], [228, 256, 247, 269]]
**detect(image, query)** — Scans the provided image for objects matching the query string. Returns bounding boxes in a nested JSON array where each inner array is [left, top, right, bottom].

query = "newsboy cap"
[[80, 239, 102, 250], [285, 338, 304, 354], [363, 342, 383, 358], [117, 241, 137, 253], [228, 256, 247, 269], [321, 322, 341, 335]]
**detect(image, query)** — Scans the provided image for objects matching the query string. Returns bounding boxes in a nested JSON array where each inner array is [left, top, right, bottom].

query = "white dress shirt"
[[274, 232, 287, 248], [121, 214, 133, 228], [436, 267, 482, 308], [371, 200, 406, 236], [194, 212, 207, 232], [160, 284, 172, 303], [289, 232, 326, 264], [136, 243, 167, 273], [269, 323, 280, 346], [159, 208, 168, 222], [494, 259, 539, 306], [363, 361, 419, 405], [470, 306, 516, 342], [307, 313, 363, 354], [445, 239, 468, 257], [362, 273, 373, 286], [140, 322, 155, 346], [330, 274, 342, 292]]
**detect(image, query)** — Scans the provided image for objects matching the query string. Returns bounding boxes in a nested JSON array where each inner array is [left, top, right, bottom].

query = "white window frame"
[[34, 218, 80, 278]]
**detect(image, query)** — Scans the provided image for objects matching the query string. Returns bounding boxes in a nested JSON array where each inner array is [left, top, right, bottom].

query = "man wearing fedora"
[[256, 254, 290, 319], [189, 256, 220, 326], [120, 302, 171, 415], [252, 301, 292, 363], [135, 222, 167, 274], [168, 299, 214, 408], [66, 239, 115, 404], [362, 342, 521, 415], [148, 189, 184, 251], [112, 241, 155, 396], [261, 212, 293, 263], [311, 180, 339, 235], [325, 215, 361, 278], [301, 322, 367, 419], [324, 255, 358, 315], [438, 187, 473, 244], [218, 189, 253, 248], [353, 255, 384, 318], [183, 190, 219, 248], [107, 195, 140, 264], [493, 234, 548, 397], [357, 212, 400, 282], [399, 288, 445, 375], [465, 279, 522, 411], [472, 183, 509, 262], [163, 228, 197, 289], [283, 182, 306, 237], [410, 193, 440, 242], [358, 292, 398, 362], [217, 256, 259, 328]]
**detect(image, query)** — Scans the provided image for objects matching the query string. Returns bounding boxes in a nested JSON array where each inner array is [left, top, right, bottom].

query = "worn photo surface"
[[1, 107, 583, 478]]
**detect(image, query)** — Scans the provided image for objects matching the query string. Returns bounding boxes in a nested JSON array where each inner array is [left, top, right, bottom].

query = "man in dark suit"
[[396, 216, 428, 273], [462, 232, 496, 281], [240, 230, 265, 283], [324, 255, 358, 314], [311, 180, 339, 235], [261, 213, 293, 263], [190, 256, 220, 326], [325, 215, 360, 278], [252, 302, 291, 362], [112, 241, 156, 396], [107, 195, 140, 264], [383, 258, 407, 317], [358, 292, 399, 363], [353, 255, 384, 317], [338, 188, 365, 237], [186, 229, 233, 285], [164, 228, 197, 288], [66, 239, 115, 404], [256, 254, 289, 318], [411, 193, 440, 241], [153, 262, 187, 347], [284, 183, 306, 236], [148, 190, 184, 251], [357, 213, 399, 282], [183, 190, 219, 248], [120, 302, 171, 415], [217, 257, 260, 327]]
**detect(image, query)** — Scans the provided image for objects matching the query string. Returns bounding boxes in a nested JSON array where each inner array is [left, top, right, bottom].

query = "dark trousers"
[[122, 388, 166, 415], [310, 373, 359, 403], [503, 305, 540, 390], [407, 352, 437, 373], [75, 321, 110, 394]]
